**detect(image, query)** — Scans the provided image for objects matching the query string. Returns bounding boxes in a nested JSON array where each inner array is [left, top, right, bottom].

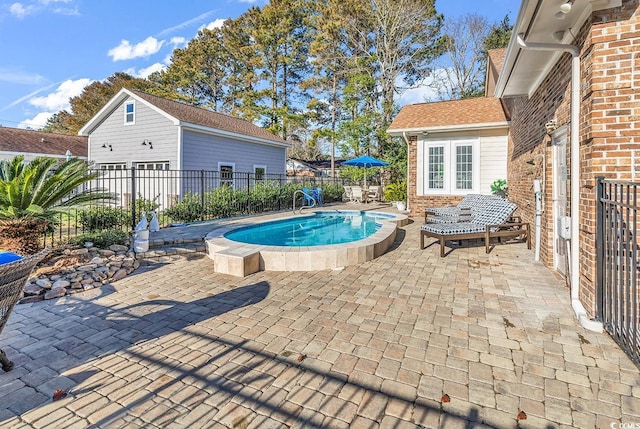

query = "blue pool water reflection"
[[224, 211, 394, 246]]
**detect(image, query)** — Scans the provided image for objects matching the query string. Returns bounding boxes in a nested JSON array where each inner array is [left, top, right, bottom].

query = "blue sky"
[[0, 0, 520, 130]]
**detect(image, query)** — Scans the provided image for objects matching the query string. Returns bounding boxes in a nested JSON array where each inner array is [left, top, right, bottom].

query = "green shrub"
[[69, 229, 128, 248], [79, 207, 131, 231], [385, 181, 407, 202], [135, 193, 160, 219], [164, 193, 204, 223]]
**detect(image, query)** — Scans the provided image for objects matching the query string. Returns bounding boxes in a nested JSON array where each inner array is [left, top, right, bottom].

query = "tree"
[[484, 15, 512, 51], [428, 13, 492, 100], [149, 27, 228, 111], [0, 156, 112, 255], [43, 73, 153, 135], [428, 14, 512, 100], [247, 0, 313, 139]]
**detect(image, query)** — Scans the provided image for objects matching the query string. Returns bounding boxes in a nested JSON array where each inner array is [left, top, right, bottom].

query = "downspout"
[[402, 132, 411, 212], [516, 34, 603, 332]]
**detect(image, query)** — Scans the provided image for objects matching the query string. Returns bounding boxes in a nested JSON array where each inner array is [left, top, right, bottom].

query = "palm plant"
[[0, 155, 112, 255]]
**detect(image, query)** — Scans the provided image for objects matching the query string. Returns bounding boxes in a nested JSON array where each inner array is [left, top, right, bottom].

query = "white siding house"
[[79, 89, 291, 210]]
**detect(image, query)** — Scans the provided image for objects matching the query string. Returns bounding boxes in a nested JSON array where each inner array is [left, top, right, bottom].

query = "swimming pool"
[[205, 210, 409, 276], [224, 212, 391, 246]]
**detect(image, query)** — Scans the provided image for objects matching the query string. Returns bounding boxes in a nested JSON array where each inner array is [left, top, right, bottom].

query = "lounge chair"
[[424, 194, 504, 223], [420, 200, 530, 256], [0, 249, 49, 371]]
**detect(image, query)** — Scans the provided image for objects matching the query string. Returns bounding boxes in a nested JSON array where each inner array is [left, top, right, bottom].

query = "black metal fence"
[[42, 168, 350, 248], [596, 177, 639, 365]]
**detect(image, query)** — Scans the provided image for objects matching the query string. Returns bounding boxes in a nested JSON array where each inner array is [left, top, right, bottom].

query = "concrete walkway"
[[1, 208, 639, 428]]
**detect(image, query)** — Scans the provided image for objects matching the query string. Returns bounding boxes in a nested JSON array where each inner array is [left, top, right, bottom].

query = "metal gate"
[[596, 177, 639, 365]]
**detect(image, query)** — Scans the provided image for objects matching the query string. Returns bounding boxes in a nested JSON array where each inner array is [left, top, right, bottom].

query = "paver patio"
[[0, 209, 639, 428]]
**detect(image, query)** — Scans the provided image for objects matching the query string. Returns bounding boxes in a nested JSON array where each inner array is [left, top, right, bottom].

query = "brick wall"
[[406, 135, 466, 217], [507, 0, 640, 317]]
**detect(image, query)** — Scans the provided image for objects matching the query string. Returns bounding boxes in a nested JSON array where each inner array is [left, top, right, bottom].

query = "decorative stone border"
[[205, 210, 409, 277]]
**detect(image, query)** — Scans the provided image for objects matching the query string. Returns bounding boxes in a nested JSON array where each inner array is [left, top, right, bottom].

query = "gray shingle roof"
[[0, 127, 87, 157], [129, 90, 289, 146]]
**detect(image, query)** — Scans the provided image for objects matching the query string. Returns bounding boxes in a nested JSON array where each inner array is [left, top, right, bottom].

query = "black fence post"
[[131, 167, 137, 231], [595, 176, 605, 321], [200, 170, 205, 222]]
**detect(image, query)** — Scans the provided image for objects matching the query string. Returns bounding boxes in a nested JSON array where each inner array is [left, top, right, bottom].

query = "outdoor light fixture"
[[141, 139, 153, 149], [559, 0, 573, 14], [545, 119, 558, 134], [101, 143, 112, 151]]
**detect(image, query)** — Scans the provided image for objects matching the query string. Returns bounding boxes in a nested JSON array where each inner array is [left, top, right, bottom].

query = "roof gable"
[[0, 127, 87, 158], [80, 88, 290, 147], [388, 97, 509, 134]]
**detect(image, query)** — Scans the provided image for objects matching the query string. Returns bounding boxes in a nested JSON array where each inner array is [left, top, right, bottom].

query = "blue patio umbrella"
[[342, 155, 388, 189]]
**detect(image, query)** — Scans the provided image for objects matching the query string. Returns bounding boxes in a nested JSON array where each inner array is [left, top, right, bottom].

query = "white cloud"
[[157, 10, 216, 37], [397, 85, 439, 105], [205, 18, 225, 30], [108, 37, 164, 62], [9, 2, 34, 18], [124, 63, 166, 79], [39, 0, 71, 4], [28, 78, 91, 111], [18, 111, 54, 129], [8, 0, 77, 18], [0, 68, 46, 85], [170, 36, 187, 48]]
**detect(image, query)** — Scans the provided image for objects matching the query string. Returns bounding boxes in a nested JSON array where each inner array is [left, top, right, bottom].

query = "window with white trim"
[[419, 138, 479, 195], [218, 162, 235, 187], [253, 165, 266, 182], [124, 101, 135, 124], [136, 161, 170, 170], [99, 163, 127, 170]]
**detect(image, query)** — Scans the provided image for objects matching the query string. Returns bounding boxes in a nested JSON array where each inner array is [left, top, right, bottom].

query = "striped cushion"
[[421, 222, 486, 235]]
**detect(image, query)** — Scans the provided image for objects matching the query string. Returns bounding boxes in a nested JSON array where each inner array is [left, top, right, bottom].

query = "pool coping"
[[204, 209, 409, 277]]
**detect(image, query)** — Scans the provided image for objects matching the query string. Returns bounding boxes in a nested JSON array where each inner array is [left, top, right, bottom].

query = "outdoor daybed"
[[420, 199, 531, 256]]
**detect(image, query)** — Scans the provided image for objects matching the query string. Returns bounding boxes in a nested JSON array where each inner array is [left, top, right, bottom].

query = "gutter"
[[516, 34, 602, 332], [388, 121, 510, 136], [402, 131, 411, 212]]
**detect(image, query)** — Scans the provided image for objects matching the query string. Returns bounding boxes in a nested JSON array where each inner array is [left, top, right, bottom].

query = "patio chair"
[[367, 186, 381, 202], [343, 186, 353, 202], [420, 200, 530, 256], [0, 248, 49, 371], [301, 187, 315, 207], [352, 186, 367, 203]]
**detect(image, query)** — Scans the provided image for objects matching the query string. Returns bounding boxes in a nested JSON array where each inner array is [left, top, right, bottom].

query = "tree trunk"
[[0, 220, 47, 255]]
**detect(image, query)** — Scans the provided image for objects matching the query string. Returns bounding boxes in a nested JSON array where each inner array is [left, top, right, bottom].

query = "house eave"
[[495, 0, 622, 98], [387, 121, 510, 136], [180, 122, 292, 149]]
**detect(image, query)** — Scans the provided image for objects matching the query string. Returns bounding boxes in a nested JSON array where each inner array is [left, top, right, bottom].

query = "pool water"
[[224, 211, 387, 246]]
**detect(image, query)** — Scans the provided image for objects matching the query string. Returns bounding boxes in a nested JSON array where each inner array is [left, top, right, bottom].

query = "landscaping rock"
[[20, 244, 138, 304], [112, 269, 128, 282], [44, 288, 66, 300], [51, 280, 70, 289], [19, 295, 44, 304], [36, 279, 52, 289], [23, 283, 43, 296]]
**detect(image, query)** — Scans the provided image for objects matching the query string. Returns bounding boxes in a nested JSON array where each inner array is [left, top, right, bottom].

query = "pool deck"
[[1, 202, 639, 428]]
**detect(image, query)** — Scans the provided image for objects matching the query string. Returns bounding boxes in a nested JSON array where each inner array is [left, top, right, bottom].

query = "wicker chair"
[[0, 248, 48, 372]]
